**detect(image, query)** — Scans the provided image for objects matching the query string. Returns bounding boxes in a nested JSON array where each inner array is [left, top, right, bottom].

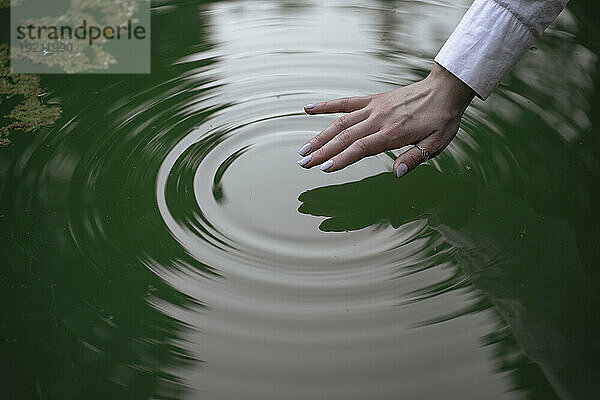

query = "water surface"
[[1, 1, 600, 399]]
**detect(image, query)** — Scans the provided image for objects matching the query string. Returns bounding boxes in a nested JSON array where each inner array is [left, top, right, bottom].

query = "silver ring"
[[415, 145, 429, 162]]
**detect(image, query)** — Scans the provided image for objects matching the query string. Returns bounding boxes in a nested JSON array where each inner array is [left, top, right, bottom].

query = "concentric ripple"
[[2, 1, 599, 399], [149, 1, 597, 399]]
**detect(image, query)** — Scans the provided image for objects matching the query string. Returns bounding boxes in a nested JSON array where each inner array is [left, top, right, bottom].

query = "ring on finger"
[[415, 144, 429, 162]]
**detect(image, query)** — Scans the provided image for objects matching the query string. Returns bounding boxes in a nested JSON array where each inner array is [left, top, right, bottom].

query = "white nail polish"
[[298, 154, 311, 166], [396, 163, 408, 178], [320, 160, 333, 171], [298, 142, 312, 156]]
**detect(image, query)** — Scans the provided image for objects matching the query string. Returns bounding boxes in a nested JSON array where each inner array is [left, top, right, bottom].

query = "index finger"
[[304, 96, 371, 114]]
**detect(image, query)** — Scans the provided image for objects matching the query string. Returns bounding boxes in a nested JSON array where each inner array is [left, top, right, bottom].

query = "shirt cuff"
[[434, 0, 537, 100]]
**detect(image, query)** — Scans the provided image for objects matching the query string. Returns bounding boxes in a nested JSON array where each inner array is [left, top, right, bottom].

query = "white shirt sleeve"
[[434, 0, 569, 100]]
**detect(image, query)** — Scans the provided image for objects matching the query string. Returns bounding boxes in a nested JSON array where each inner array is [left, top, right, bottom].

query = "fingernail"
[[298, 154, 312, 166], [304, 104, 316, 110], [298, 142, 312, 156], [396, 163, 408, 178], [320, 160, 333, 171]]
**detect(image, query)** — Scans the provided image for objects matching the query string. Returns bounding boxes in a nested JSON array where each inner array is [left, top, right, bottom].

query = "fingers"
[[304, 96, 371, 115], [298, 109, 370, 158], [321, 131, 390, 172], [393, 133, 441, 178], [300, 117, 376, 169]]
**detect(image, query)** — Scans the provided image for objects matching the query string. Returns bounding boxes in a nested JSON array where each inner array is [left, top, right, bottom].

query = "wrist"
[[427, 62, 475, 113]]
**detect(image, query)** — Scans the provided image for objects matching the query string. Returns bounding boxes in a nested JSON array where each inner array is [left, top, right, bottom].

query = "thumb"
[[393, 136, 437, 178]]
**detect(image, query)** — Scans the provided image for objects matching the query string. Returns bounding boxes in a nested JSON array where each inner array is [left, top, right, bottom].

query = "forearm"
[[434, 0, 569, 99]]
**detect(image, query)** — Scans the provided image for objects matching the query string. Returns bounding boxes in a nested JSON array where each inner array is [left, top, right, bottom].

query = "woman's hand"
[[298, 62, 475, 178]]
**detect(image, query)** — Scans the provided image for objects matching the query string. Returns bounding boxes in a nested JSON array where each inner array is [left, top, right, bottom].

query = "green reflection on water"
[[298, 166, 599, 399], [1, 1, 215, 398]]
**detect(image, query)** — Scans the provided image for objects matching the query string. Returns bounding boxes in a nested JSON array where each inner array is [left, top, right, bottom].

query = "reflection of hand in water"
[[298, 166, 599, 400], [298, 166, 475, 232], [297, 63, 474, 177]]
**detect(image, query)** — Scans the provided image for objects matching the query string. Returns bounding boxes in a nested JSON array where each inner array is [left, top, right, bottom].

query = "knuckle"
[[335, 154, 347, 167], [374, 106, 393, 119], [312, 133, 324, 146], [380, 128, 397, 144], [381, 128, 403, 149], [340, 97, 350, 109], [337, 129, 354, 144], [371, 110, 385, 120], [313, 147, 327, 162], [389, 120, 406, 133], [324, 100, 334, 113], [355, 138, 372, 154], [334, 115, 348, 129]]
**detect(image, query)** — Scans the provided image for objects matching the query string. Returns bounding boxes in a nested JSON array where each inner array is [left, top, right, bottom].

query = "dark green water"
[[1, 1, 600, 399]]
